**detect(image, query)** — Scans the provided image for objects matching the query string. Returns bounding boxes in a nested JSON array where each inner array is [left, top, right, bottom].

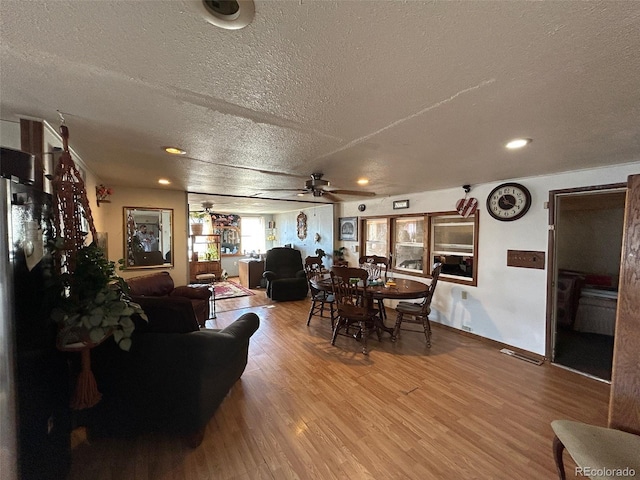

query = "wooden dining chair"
[[330, 267, 381, 355], [304, 256, 336, 329], [358, 255, 391, 320], [392, 263, 442, 346]]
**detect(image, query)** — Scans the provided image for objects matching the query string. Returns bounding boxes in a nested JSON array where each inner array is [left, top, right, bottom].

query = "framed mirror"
[[123, 207, 173, 269]]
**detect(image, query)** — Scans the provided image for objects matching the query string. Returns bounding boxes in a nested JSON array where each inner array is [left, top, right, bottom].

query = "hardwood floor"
[[69, 284, 610, 479]]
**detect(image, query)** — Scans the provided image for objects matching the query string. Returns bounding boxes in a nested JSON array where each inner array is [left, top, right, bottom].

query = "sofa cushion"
[[127, 271, 175, 297]]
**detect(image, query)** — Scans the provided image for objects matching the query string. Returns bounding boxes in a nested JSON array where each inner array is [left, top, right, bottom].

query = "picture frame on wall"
[[339, 217, 358, 241]]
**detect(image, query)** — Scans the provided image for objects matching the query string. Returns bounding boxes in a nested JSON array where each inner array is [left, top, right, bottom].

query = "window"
[[430, 213, 477, 284], [360, 210, 479, 285], [392, 216, 425, 274], [240, 216, 265, 254], [362, 218, 389, 257]]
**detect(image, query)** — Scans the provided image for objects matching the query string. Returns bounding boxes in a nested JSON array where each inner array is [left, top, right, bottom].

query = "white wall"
[[337, 162, 640, 355], [274, 204, 335, 264]]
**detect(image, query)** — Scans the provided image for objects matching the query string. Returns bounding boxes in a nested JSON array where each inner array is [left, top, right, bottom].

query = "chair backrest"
[[419, 263, 442, 314], [330, 267, 369, 309], [358, 255, 390, 281], [264, 247, 304, 278], [304, 256, 325, 294]]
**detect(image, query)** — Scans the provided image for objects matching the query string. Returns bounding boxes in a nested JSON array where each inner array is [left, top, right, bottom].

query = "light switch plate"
[[507, 250, 545, 269]]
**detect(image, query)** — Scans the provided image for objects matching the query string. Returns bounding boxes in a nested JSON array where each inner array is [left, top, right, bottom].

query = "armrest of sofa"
[[296, 270, 306, 279], [171, 284, 212, 300], [131, 295, 200, 333]]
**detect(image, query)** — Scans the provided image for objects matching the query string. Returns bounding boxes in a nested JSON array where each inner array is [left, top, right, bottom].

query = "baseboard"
[[431, 322, 546, 364]]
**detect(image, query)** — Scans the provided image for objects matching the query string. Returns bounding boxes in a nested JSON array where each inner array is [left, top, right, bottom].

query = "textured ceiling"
[[1, 1, 639, 213]]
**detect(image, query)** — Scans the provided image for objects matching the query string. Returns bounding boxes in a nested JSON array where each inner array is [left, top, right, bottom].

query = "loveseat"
[[262, 247, 309, 301], [88, 296, 260, 447], [126, 271, 211, 326]]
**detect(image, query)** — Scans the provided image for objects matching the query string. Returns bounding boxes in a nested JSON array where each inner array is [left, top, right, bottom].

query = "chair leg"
[[331, 317, 345, 345], [307, 299, 316, 325], [552, 435, 567, 480], [329, 303, 336, 329], [392, 312, 403, 342], [359, 320, 369, 355], [421, 316, 432, 347]]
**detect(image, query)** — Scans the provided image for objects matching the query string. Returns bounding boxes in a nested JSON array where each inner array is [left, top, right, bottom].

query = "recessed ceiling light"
[[357, 178, 369, 185], [505, 138, 532, 150], [158, 178, 171, 185], [163, 146, 186, 155], [194, 0, 255, 30]]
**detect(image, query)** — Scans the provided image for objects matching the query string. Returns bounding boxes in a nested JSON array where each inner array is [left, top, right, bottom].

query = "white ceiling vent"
[[194, 0, 255, 30]]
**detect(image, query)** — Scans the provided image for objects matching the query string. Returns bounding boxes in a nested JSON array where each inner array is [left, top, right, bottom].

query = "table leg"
[[210, 282, 217, 319]]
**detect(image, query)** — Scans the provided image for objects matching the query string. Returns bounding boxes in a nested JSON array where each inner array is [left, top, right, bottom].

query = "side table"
[[195, 273, 217, 320]]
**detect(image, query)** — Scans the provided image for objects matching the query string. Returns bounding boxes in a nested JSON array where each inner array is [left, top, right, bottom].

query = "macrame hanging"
[[51, 123, 102, 410]]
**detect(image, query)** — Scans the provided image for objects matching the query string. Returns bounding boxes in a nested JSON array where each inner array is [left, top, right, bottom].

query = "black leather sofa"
[[87, 296, 259, 447], [262, 247, 309, 301]]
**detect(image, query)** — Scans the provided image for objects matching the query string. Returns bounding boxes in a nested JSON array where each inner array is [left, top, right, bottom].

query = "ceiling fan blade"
[[261, 188, 308, 192], [322, 191, 340, 202], [327, 189, 376, 197]]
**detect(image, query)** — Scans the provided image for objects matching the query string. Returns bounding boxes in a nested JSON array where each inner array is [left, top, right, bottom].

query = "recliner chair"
[[262, 247, 309, 301]]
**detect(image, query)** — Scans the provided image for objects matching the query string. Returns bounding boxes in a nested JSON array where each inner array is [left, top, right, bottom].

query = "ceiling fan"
[[264, 173, 376, 201]]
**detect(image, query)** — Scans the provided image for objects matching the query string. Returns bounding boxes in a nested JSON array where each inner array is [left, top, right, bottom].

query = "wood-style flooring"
[[69, 282, 610, 479]]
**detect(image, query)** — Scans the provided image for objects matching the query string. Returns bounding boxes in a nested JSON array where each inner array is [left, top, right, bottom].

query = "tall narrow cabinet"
[[188, 234, 222, 283]]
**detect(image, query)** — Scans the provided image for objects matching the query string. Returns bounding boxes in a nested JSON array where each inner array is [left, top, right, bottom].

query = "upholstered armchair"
[[262, 247, 309, 301], [126, 271, 212, 326]]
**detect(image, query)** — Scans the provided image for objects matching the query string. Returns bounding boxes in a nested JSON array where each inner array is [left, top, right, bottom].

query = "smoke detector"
[[193, 0, 255, 30]]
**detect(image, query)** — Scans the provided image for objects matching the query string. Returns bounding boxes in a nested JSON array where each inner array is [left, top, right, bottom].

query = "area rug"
[[214, 281, 255, 300]]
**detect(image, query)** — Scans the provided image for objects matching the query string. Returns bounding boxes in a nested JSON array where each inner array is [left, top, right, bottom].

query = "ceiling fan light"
[[505, 138, 532, 150], [357, 178, 369, 185], [158, 178, 171, 185]]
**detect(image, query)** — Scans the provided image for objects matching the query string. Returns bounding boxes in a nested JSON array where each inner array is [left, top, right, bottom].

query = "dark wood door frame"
[[545, 182, 627, 362]]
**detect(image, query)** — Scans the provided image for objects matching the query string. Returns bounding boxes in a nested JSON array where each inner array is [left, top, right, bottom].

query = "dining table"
[[310, 274, 431, 336]]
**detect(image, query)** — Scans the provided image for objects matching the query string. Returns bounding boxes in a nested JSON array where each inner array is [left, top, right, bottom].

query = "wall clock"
[[486, 182, 532, 221]]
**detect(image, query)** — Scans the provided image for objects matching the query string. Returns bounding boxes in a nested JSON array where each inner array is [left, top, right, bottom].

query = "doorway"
[[547, 185, 626, 381]]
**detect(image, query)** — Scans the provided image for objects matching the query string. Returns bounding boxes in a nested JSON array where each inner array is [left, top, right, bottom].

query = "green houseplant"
[[333, 246, 347, 263], [189, 211, 208, 235], [51, 242, 147, 352]]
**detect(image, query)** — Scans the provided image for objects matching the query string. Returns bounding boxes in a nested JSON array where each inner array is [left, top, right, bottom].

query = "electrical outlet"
[[233, 261, 237, 266], [462, 326, 472, 332], [461, 290, 468, 300]]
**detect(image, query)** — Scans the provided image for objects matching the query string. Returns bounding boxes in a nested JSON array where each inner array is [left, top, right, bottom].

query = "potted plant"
[[315, 248, 326, 260], [333, 246, 347, 265], [189, 211, 208, 236], [51, 242, 147, 352]]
